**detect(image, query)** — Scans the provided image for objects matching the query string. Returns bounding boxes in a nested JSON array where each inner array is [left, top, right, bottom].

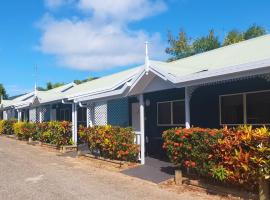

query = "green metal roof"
[[155, 34, 270, 77]]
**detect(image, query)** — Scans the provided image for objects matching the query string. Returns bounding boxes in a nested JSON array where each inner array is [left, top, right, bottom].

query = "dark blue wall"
[[190, 77, 270, 128], [143, 88, 185, 157]]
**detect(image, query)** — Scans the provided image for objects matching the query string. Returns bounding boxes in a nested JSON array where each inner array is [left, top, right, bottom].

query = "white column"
[[139, 94, 145, 165], [72, 103, 78, 145], [87, 104, 93, 127], [18, 110, 22, 122], [185, 87, 191, 129]]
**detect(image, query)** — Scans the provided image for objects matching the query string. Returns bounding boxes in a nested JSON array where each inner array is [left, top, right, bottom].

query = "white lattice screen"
[[29, 108, 38, 122], [3, 111, 7, 120], [39, 107, 47, 122], [93, 101, 107, 126]]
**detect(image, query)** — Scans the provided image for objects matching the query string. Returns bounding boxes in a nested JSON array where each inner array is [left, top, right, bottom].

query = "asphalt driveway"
[[0, 136, 218, 200]]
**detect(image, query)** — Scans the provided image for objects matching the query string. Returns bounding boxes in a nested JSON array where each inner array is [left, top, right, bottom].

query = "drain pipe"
[[78, 101, 93, 128]]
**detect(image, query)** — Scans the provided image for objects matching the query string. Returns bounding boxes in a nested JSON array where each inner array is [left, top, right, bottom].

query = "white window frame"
[[219, 89, 270, 126], [157, 100, 185, 126]]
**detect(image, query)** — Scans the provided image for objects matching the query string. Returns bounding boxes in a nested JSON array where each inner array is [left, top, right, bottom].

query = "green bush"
[[0, 120, 16, 135], [13, 122, 37, 140], [79, 125, 139, 162], [162, 126, 270, 190], [45, 121, 72, 146], [163, 127, 222, 176], [8, 121, 72, 146]]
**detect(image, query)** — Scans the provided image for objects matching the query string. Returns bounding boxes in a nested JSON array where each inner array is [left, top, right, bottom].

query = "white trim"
[[185, 87, 191, 129], [156, 100, 185, 126], [139, 94, 145, 165], [219, 89, 270, 126]]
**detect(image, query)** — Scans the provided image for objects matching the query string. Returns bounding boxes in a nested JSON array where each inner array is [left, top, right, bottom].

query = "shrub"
[[162, 127, 222, 176], [13, 122, 36, 140], [0, 120, 16, 135], [212, 125, 270, 188], [38, 121, 72, 146], [79, 125, 139, 162], [162, 126, 270, 189]]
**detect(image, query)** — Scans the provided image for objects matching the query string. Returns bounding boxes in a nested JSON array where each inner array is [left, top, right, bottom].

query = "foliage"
[[244, 24, 266, 40], [166, 24, 266, 61], [212, 126, 270, 187], [38, 121, 72, 146], [79, 125, 139, 162], [223, 30, 244, 46], [13, 122, 36, 140], [193, 30, 221, 54], [162, 127, 222, 176], [165, 30, 194, 61], [211, 166, 229, 181], [0, 120, 16, 135], [74, 77, 98, 84], [1, 120, 72, 146], [0, 83, 8, 100], [163, 126, 270, 189]]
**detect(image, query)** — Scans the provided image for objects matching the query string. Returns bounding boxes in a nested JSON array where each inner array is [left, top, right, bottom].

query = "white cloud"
[[78, 0, 167, 22], [39, 0, 167, 71], [44, 0, 73, 9]]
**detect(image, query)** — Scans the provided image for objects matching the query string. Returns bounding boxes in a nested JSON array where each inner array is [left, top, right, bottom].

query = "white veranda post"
[[72, 103, 78, 145], [18, 110, 22, 122], [139, 94, 145, 165], [185, 87, 191, 129]]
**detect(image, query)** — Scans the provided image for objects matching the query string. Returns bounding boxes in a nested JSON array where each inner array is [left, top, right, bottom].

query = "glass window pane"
[[158, 102, 171, 125], [173, 101, 185, 124], [221, 94, 243, 124], [247, 91, 270, 124]]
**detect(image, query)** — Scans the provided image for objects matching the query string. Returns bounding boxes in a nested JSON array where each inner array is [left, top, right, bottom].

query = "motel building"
[[1, 35, 270, 164]]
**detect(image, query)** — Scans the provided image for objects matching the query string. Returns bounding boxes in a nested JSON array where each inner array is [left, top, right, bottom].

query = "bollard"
[[175, 170, 182, 185], [259, 178, 270, 200]]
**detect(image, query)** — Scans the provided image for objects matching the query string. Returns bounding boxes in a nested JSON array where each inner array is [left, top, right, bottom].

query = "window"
[[246, 91, 270, 124], [78, 107, 87, 126], [157, 100, 185, 126], [60, 108, 71, 122], [220, 94, 243, 125], [220, 90, 270, 125]]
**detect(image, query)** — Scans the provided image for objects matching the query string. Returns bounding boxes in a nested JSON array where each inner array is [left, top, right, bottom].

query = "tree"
[[0, 84, 8, 101], [46, 82, 65, 90], [165, 30, 193, 61], [244, 25, 266, 40], [74, 77, 98, 85], [223, 30, 244, 46], [193, 30, 221, 54]]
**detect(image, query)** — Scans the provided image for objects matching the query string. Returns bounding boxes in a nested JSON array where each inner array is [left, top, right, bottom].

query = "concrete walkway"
[[0, 136, 219, 200], [122, 157, 176, 183]]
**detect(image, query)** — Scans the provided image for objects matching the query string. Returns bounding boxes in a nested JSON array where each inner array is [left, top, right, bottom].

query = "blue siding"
[[107, 98, 129, 127]]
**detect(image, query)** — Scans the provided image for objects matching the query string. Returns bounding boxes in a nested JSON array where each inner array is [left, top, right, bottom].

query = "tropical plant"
[[13, 121, 36, 140], [0, 120, 16, 135], [163, 125, 270, 190], [79, 125, 139, 162]]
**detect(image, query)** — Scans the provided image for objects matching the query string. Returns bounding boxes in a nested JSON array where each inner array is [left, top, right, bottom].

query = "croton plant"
[[162, 125, 270, 189]]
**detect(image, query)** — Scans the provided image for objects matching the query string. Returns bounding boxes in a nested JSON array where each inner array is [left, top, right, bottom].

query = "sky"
[[0, 0, 270, 96]]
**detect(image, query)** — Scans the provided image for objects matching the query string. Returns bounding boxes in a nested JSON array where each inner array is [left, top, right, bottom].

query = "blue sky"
[[1, 0, 270, 96]]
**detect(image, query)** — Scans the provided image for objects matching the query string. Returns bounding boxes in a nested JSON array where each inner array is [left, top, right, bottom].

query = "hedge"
[[0, 120, 16, 135], [0, 120, 72, 147], [162, 125, 270, 190], [79, 125, 139, 162]]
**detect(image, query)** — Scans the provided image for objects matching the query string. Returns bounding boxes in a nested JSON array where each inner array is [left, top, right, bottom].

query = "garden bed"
[[79, 153, 139, 170], [180, 174, 258, 199]]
